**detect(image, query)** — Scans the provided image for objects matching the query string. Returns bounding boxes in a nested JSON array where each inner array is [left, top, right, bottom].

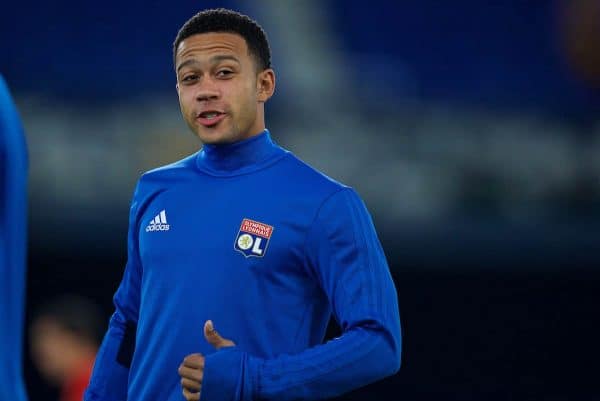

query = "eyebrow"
[[176, 55, 241, 73]]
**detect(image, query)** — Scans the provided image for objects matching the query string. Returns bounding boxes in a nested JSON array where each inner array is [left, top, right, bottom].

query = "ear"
[[257, 68, 275, 103]]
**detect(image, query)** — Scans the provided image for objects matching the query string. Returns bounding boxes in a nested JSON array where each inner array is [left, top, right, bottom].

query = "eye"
[[181, 74, 198, 83], [216, 69, 233, 78]]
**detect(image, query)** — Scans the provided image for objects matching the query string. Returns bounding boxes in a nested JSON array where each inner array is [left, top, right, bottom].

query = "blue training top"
[[0, 75, 29, 401], [86, 130, 401, 401]]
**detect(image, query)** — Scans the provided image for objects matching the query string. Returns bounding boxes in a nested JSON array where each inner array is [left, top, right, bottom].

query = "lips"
[[196, 110, 226, 127]]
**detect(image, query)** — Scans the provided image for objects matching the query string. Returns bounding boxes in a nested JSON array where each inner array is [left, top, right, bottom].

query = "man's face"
[[175, 32, 273, 145]]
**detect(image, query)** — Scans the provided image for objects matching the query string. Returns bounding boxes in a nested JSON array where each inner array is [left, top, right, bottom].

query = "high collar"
[[195, 129, 284, 176]]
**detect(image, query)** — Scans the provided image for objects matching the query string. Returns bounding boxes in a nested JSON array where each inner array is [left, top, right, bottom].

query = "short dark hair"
[[173, 8, 271, 71]]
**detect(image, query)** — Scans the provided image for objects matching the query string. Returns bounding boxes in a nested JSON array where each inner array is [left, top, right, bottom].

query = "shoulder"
[[270, 151, 371, 220], [136, 152, 198, 188], [128, 152, 198, 207], [279, 152, 349, 198], [142, 152, 198, 179], [280, 153, 373, 217]]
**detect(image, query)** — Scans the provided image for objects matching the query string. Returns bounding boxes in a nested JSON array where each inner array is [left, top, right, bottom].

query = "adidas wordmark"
[[146, 210, 170, 232]]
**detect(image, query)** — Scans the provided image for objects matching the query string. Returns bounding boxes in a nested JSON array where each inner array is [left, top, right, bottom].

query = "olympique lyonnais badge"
[[234, 218, 274, 258]]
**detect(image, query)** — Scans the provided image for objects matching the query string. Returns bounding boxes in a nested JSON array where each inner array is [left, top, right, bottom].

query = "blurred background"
[[2, 0, 600, 399]]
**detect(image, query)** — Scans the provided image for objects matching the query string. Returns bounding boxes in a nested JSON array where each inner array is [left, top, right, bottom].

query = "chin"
[[196, 133, 225, 144], [193, 129, 222, 144], [197, 135, 232, 145], [196, 129, 240, 145]]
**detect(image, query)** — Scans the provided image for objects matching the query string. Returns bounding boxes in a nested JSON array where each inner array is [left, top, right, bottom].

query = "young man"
[[0, 75, 29, 401], [85, 8, 401, 401]]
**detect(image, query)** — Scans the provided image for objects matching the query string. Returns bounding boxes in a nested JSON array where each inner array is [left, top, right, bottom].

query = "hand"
[[178, 320, 236, 401]]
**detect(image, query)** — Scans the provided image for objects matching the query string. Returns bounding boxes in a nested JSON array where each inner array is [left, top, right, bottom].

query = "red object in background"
[[60, 357, 95, 401]]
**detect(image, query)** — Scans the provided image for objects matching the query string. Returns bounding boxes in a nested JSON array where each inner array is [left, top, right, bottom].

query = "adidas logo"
[[146, 210, 170, 232]]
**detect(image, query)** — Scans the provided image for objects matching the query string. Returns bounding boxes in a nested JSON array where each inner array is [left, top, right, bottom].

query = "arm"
[[84, 186, 143, 401], [0, 74, 29, 401], [201, 188, 401, 401]]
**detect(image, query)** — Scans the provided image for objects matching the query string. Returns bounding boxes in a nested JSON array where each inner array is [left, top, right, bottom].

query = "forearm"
[[202, 321, 400, 401], [254, 324, 399, 400], [84, 314, 135, 401], [85, 183, 143, 401]]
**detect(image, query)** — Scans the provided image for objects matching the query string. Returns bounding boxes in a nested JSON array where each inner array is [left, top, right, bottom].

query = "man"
[[85, 8, 401, 401], [0, 74, 29, 401], [30, 296, 102, 401]]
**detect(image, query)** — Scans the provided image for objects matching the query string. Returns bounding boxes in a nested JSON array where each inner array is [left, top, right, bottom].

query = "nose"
[[195, 78, 220, 102]]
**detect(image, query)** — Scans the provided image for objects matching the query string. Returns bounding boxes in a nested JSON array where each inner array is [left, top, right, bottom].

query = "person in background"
[[0, 74, 29, 401], [30, 295, 103, 401]]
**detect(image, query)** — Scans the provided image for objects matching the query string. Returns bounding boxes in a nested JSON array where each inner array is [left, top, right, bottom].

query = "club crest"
[[234, 218, 274, 258]]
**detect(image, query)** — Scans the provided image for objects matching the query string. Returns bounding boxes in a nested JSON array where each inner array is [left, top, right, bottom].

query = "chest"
[[137, 182, 314, 289]]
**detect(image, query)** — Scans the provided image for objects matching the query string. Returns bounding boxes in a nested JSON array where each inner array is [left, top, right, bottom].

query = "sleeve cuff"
[[202, 348, 259, 401]]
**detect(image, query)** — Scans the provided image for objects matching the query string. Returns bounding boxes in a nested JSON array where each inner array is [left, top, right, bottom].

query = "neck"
[[196, 129, 286, 176]]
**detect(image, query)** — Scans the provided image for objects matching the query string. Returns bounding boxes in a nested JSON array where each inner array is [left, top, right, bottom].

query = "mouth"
[[196, 110, 226, 127]]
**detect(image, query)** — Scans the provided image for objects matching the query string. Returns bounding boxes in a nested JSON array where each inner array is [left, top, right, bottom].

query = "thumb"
[[204, 320, 236, 350]]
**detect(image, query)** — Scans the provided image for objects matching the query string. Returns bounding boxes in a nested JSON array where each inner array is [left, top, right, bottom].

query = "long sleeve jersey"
[[0, 75, 29, 401], [85, 130, 401, 401]]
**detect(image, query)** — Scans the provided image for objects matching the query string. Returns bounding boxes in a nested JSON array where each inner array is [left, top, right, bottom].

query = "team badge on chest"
[[234, 218, 274, 258]]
